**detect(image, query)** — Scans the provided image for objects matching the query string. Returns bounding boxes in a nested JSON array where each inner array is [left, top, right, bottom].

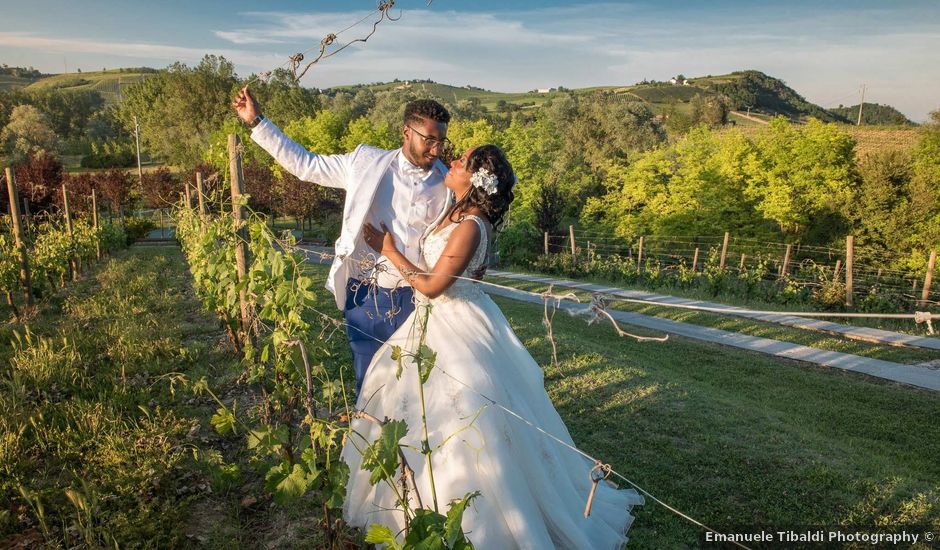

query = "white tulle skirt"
[[341, 290, 643, 549]]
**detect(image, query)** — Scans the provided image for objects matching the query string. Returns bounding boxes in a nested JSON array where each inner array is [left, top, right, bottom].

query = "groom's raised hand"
[[232, 86, 262, 124]]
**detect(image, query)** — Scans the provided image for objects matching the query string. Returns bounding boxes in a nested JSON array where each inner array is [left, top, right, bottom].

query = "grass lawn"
[[488, 293, 939, 547], [305, 263, 940, 547], [485, 275, 940, 365]]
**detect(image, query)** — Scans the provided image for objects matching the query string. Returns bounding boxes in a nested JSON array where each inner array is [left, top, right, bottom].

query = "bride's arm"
[[363, 221, 481, 299]]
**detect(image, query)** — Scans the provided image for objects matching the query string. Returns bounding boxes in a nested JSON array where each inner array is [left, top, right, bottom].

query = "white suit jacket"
[[251, 119, 452, 309]]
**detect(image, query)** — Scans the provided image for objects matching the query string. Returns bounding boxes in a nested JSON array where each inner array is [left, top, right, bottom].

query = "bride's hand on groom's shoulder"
[[363, 223, 396, 256]]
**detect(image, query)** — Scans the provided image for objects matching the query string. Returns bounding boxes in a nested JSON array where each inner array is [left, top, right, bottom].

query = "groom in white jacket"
[[232, 87, 453, 392]]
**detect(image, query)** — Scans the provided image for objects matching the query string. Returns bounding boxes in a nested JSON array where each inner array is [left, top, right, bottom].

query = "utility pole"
[[133, 115, 143, 184], [856, 84, 866, 126]]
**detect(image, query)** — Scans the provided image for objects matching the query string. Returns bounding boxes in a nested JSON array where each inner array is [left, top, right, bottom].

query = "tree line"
[[2, 56, 938, 272]]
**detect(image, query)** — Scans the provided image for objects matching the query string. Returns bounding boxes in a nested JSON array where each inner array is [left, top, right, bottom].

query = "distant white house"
[[536, 88, 555, 94], [669, 76, 690, 86]]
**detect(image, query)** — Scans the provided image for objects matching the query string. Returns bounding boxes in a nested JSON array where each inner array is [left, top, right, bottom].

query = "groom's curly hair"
[[451, 144, 516, 232], [403, 99, 451, 125]]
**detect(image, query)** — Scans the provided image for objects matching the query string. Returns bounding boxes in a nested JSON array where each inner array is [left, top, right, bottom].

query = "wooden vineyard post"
[[62, 183, 78, 281], [921, 250, 937, 309], [692, 247, 700, 272], [21, 196, 31, 233], [229, 134, 253, 345], [544, 232, 549, 256], [833, 259, 842, 282], [569, 225, 576, 258], [719, 231, 730, 271], [739, 253, 746, 271], [780, 244, 792, 279], [845, 235, 854, 308], [5, 167, 33, 308], [196, 172, 208, 216], [184, 181, 192, 209], [637, 236, 645, 272], [92, 189, 101, 260]]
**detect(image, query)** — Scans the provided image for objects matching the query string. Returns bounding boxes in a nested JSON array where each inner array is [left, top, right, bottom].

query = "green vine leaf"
[[365, 524, 403, 550], [265, 462, 318, 505], [361, 419, 408, 486], [403, 508, 447, 549], [415, 344, 437, 384], [444, 491, 481, 549], [210, 403, 236, 435], [326, 460, 350, 509], [390, 345, 404, 380]]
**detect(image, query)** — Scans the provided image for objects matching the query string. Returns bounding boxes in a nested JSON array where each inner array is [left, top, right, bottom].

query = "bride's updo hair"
[[452, 144, 516, 231]]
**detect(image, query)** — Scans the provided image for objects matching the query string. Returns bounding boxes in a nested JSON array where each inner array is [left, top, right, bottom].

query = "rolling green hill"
[[24, 68, 157, 104], [0, 74, 39, 91], [829, 103, 914, 126], [325, 70, 865, 123], [7, 66, 911, 126]]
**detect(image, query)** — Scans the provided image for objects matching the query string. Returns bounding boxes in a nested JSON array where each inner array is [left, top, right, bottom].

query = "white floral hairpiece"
[[470, 168, 499, 195]]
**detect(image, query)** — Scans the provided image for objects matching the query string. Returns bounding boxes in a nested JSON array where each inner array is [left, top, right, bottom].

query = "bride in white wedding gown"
[[343, 145, 643, 549]]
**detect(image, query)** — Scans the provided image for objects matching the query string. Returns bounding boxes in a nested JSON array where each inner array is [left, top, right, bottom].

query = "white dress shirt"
[[367, 151, 448, 288]]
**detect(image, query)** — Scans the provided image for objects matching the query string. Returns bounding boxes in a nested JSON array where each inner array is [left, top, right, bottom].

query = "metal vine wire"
[[245, 0, 408, 86]]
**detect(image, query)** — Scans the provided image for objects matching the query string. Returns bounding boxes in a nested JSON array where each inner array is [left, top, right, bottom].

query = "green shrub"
[[122, 217, 156, 243], [496, 220, 541, 267]]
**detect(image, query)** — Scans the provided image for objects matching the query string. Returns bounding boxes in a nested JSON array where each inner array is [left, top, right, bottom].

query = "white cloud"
[[0, 31, 281, 70], [3, 2, 938, 121]]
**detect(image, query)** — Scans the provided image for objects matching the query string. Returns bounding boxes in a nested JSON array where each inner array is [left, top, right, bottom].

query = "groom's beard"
[[406, 141, 436, 170]]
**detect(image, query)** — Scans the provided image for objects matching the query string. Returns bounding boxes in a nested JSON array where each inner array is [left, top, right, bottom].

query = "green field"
[[0, 74, 38, 91], [24, 70, 154, 104]]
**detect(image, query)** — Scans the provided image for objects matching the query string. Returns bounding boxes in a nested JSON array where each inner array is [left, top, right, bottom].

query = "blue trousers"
[[344, 279, 415, 394]]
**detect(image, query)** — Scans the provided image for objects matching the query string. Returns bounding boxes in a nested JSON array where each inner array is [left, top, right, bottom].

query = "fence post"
[[739, 253, 746, 271], [184, 181, 192, 209], [92, 189, 101, 260], [719, 231, 730, 270], [780, 244, 792, 279], [921, 250, 937, 309], [21, 196, 31, 232], [569, 225, 576, 257], [544, 231, 549, 256], [845, 235, 854, 308], [196, 172, 207, 217], [5, 167, 33, 307], [62, 183, 78, 281], [637, 235, 645, 271], [692, 247, 700, 272], [229, 134, 252, 345], [833, 259, 842, 282]]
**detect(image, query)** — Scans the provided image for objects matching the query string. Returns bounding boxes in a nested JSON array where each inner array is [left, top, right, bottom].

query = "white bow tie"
[[400, 158, 430, 179], [402, 166, 429, 179]]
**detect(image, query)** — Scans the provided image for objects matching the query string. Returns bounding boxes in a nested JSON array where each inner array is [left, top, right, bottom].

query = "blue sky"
[[1, 0, 938, 121]]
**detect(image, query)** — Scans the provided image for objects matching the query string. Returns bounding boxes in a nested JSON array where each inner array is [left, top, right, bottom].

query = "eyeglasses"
[[407, 125, 454, 157]]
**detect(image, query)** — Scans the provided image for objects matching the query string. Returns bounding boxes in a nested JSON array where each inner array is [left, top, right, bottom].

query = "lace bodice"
[[422, 215, 488, 303]]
